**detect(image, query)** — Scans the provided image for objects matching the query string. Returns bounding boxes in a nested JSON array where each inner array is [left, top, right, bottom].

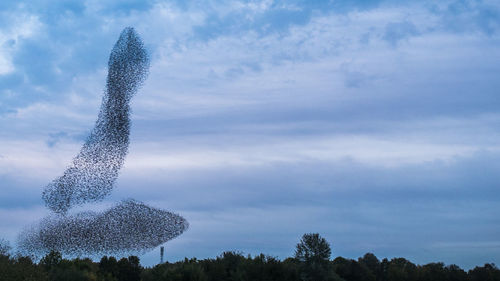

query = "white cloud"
[[3, 115, 497, 183], [2, 0, 499, 189], [0, 12, 42, 75]]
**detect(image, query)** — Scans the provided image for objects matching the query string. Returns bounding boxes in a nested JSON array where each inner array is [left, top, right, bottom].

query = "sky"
[[0, 0, 500, 269]]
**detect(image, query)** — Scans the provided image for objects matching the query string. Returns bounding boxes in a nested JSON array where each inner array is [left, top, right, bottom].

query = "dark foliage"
[[295, 233, 331, 263], [294, 233, 338, 281], [0, 249, 499, 281], [334, 256, 375, 281]]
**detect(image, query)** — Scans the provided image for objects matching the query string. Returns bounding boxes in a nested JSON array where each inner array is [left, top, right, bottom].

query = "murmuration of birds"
[[17, 27, 188, 258]]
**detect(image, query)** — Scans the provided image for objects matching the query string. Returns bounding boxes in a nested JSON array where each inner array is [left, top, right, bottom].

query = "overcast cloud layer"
[[1, 0, 499, 269]]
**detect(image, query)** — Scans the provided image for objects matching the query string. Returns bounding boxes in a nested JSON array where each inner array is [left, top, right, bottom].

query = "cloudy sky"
[[1, 0, 500, 269]]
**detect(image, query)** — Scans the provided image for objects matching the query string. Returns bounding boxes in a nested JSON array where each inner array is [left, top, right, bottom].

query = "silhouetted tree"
[[469, 263, 500, 281], [1, 246, 499, 281], [445, 264, 468, 281], [40, 252, 98, 281], [0, 254, 48, 281], [117, 256, 142, 281], [419, 262, 447, 281], [358, 253, 381, 279], [40, 250, 62, 271], [48, 259, 89, 281], [333, 256, 375, 281], [295, 233, 332, 263], [386, 257, 417, 281], [99, 256, 119, 280], [295, 233, 337, 281]]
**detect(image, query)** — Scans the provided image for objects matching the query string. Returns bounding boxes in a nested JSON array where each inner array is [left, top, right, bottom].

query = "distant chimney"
[[160, 246, 164, 264]]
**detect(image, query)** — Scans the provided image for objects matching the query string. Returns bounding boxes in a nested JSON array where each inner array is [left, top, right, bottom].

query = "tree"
[[117, 256, 142, 281], [295, 233, 335, 281], [99, 256, 119, 280], [469, 263, 500, 281], [386, 258, 417, 281], [445, 264, 468, 281], [333, 257, 375, 281], [40, 250, 62, 271], [358, 253, 381, 279], [295, 233, 331, 263]]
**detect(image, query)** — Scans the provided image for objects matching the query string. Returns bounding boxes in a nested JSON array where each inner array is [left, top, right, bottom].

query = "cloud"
[[433, 0, 500, 35], [111, 150, 500, 268], [0, 11, 41, 75], [383, 20, 419, 46]]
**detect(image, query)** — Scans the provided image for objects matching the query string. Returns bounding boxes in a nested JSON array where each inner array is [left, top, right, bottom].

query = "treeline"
[[1, 250, 499, 281], [1, 234, 499, 281], [142, 252, 500, 281]]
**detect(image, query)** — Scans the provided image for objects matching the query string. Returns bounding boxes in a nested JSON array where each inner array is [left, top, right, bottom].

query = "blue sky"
[[1, 0, 500, 269]]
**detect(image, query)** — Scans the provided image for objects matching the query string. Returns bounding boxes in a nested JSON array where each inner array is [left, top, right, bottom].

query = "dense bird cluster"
[[42, 27, 149, 214], [17, 28, 188, 258], [17, 200, 188, 257]]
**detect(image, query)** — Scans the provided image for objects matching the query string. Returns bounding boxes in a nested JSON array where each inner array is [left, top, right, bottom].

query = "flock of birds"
[[17, 27, 188, 258]]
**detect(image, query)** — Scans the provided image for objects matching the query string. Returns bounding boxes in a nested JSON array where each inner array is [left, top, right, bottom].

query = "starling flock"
[[17, 28, 188, 258]]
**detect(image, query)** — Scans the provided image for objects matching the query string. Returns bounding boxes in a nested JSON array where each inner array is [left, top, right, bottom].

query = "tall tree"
[[295, 233, 335, 281], [295, 233, 331, 263]]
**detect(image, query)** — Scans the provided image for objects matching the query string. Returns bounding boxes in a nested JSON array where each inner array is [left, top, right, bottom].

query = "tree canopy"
[[295, 233, 332, 263], [1, 233, 499, 281]]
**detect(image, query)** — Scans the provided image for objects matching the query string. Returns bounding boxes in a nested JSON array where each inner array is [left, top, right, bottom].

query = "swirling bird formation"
[[17, 28, 188, 258]]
